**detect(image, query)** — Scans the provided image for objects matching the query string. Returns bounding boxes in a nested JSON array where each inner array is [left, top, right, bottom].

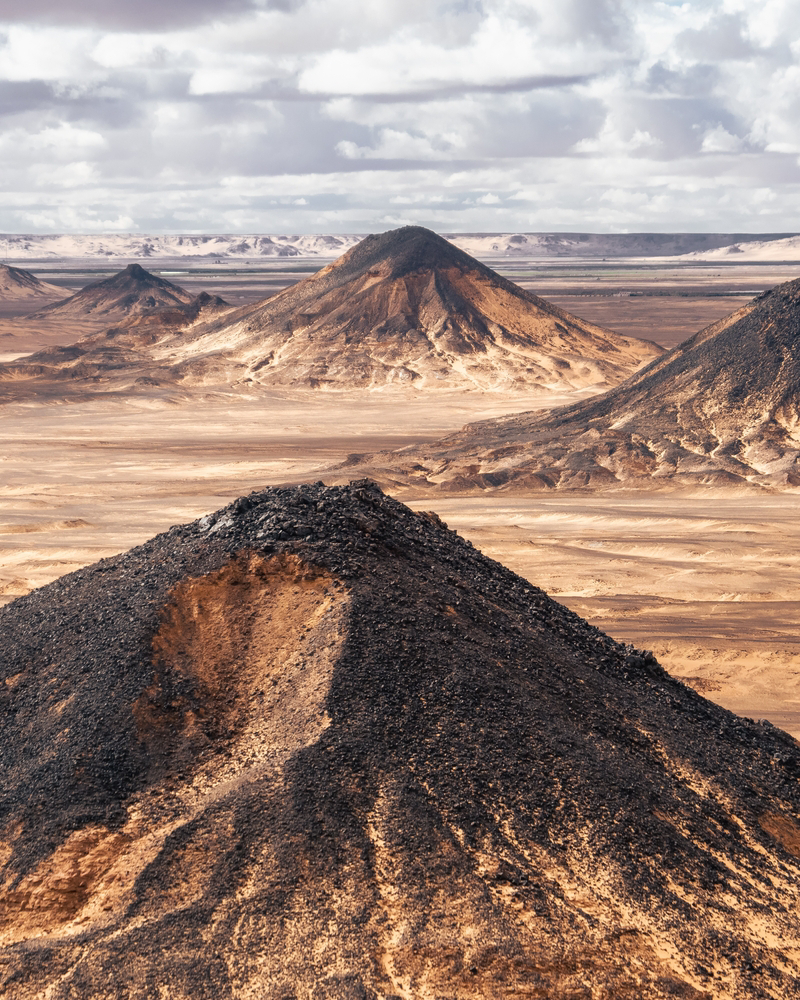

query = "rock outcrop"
[[2, 482, 800, 998]]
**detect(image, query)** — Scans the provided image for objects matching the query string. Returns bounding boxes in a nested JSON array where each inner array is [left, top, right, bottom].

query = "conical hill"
[[95, 226, 663, 392], [0, 264, 64, 302], [1, 482, 800, 998], [29, 263, 193, 322]]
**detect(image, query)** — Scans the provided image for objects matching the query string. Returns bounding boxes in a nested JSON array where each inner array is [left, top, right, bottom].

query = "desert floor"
[[2, 258, 799, 737]]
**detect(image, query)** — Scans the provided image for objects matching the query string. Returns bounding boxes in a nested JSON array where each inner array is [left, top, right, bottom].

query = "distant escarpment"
[[2, 481, 800, 998], [345, 276, 800, 492], [0, 228, 662, 396]]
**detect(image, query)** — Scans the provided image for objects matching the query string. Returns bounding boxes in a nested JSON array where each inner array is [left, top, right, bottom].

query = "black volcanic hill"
[[29, 263, 193, 321], [161, 224, 661, 391], [352, 275, 800, 491], [2, 482, 800, 998], [1, 226, 660, 396]]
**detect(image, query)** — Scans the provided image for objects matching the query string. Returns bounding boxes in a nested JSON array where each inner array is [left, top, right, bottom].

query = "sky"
[[0, 0, 799, 234]]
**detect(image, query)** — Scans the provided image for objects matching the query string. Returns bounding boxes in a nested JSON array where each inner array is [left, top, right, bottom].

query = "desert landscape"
[[6, 0, 800, 994], [2, 231, 799, 736], [3, 228, 800, 997]]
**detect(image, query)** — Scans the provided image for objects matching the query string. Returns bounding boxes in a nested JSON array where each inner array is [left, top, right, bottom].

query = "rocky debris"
[[2, 481, 800, 998], [344, 275, 800, 492]]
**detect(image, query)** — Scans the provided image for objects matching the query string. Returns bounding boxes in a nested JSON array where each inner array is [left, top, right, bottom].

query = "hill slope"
[[349, 276, 800, 491], [0, 264, 64, 303], [0, 291, 232, 396], [2, 482, 800, 998]]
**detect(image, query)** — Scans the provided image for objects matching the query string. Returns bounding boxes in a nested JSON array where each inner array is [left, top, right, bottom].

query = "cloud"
[[0, 1, 259, 32], [0, 0, 799, 232]]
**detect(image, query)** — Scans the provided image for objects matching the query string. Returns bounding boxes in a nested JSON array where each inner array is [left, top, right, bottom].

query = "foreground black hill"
[[2, 482, 800, 998], [350, 275, 800, 491]]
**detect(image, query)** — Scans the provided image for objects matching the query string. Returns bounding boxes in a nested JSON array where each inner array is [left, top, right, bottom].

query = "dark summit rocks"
[[322, 223, 505, 282], [2, 481, 800, 997], [354, 274, 800, 491]]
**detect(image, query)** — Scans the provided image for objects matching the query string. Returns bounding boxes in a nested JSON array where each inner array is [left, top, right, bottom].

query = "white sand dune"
[[679, 235, 800, 262]]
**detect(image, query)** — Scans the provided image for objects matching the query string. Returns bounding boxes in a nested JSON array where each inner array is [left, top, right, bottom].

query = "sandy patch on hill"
[[0, 550, 348, 946]]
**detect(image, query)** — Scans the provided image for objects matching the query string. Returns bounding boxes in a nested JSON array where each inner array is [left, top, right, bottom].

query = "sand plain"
[[1, 258, 799, 737]]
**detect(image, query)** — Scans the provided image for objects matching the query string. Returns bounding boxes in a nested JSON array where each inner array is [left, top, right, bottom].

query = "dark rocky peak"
[[124, 262, 149, 280], [333, 224, 501, 283], [29, 262, 194, 319], [569, 272, 800, 426], [0, 263, 41, 290], [92, 263, 186, 294]]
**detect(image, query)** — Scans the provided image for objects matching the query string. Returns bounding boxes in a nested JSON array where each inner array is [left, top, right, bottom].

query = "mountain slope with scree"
[[1, 481, 800, 998], [347, 276, 800, 491]]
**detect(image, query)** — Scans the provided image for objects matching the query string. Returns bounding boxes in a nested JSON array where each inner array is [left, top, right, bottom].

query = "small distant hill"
[[30, 263, 193, 322], [0, 291, 231, 391], [0, 263, 64, 302], [345, 275, 800, 491]]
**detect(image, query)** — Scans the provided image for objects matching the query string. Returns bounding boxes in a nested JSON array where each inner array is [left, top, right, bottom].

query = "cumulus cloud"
[[0, 0, 799, 232]]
